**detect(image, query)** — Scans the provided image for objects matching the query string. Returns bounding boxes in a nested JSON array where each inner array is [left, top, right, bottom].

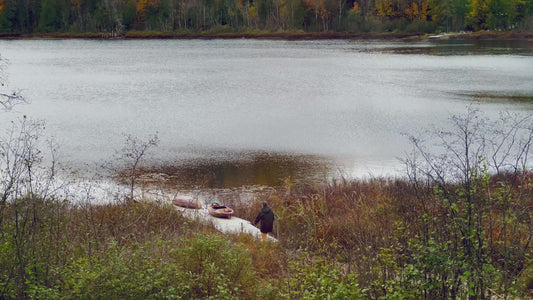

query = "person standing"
[[254, 202, 275, 242]]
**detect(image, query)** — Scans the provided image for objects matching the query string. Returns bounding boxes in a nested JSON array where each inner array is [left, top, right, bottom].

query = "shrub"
[[281, 255, 366, 299], [54, 234, 259, 299], [57, 240, 187, 299], [173, 233, 258, 299]]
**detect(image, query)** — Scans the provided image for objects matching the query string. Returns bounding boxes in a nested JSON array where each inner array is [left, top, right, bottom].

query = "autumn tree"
[[376, 0, 394, 18], [279, 0, 306, 29], [467, 0, 490, 30], [405, 1, 428, 21]]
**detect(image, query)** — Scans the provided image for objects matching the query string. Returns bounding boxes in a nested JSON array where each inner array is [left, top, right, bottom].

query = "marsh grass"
[[1, 172, 532, 298], [236, 172, 533, 298]]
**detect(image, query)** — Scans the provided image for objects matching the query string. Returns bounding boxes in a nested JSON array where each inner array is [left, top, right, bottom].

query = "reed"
[[1, 172, 532, 298]]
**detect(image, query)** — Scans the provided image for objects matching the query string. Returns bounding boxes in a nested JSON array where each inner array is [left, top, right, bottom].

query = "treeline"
[[0, 0, 532, 36]]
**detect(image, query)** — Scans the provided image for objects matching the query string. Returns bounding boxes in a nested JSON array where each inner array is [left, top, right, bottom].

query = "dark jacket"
[[254, 206, 275, 233]]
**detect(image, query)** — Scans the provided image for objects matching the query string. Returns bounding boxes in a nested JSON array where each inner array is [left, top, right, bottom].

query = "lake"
[[1, 39, 532, 188]]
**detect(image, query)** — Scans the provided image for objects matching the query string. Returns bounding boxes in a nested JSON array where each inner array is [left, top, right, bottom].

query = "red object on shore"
[[208, 203, 234, 219], [171, 195, 202, 209]]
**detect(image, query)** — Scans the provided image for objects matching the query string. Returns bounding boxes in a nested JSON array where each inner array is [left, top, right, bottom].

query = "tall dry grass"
[[229, 172, 533, 296], [2, 171, 531, 298]]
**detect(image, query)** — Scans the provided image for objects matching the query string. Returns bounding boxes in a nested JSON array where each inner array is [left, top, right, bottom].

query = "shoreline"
[[1, 30, 532, 41]]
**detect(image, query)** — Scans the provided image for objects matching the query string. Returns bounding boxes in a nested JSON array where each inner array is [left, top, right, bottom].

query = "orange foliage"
[[405, 1, 428, 21], [352, 1, 359, 11], [375, 0, 394, 18], [302, 0, 316, 10], [136, 0, 160, 24], [421, 2, 428, 20], [0, 0, 4, 12], [236, 0, 244, 11], [303, 0, 330, 18], [405, 2, 418, 21]]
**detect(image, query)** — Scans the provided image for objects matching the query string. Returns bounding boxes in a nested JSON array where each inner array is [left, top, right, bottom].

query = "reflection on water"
[[143, 152, 333, 189], [1, 39, 532, 186], [456, 91, 533, 105], [362, 40, 533, 56]]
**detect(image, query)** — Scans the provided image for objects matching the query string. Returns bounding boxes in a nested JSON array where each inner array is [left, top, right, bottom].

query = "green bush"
[[50, 234, 259, 299], [174, 233, 257, 299], [57, 240, 187, 299], [282, 255, 366, 299]]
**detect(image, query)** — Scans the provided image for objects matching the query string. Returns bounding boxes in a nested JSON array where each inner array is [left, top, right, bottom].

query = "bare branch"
[[0, 56, 29, 111], [0, 91, 27, 111], [108, 132, 160, 202]]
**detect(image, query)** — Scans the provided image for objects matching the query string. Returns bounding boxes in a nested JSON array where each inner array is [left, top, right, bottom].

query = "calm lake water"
[[1, 39, 532, 187]]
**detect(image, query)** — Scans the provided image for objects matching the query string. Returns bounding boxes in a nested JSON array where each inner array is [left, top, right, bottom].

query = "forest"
[[0, 0, 532, 36]]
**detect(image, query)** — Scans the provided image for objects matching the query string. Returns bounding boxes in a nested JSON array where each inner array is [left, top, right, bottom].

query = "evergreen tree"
[[38, 0, 64, 32]]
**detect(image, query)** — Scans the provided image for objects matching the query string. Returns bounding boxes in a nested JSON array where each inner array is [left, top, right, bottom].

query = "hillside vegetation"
[[1, 109, 533, 299], [0, 0, 532, 37]]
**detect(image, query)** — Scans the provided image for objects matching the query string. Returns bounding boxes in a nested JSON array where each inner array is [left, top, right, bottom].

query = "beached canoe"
[[171, 195, 202, 209], [208, 203, 234, 219]]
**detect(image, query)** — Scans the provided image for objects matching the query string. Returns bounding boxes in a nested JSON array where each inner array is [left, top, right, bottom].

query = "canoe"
[[428, 34, 446, 39], [208, 203, 234, 219], [171, 195, 202, 209]]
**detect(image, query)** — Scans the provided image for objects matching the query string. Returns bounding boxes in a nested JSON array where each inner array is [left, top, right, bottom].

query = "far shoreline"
[[1, 30, 533, 41]]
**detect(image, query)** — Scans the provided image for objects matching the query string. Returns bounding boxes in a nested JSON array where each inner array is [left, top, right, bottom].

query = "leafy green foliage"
[[173, 233, 258, 299], [38, 0, 65, 32], [57, 241, 189, 299], [282, 255, 366, 299]]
